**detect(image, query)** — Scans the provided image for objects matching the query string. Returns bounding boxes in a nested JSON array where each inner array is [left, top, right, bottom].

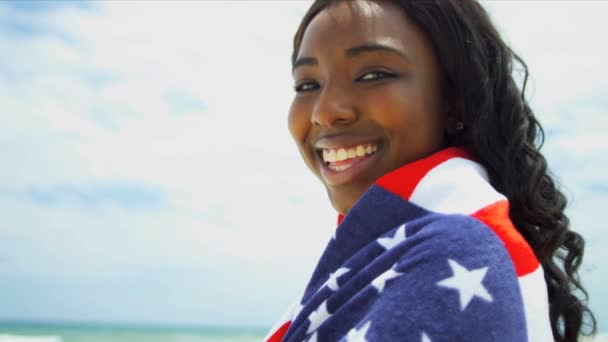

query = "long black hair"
[[291, 1, 595, 340]]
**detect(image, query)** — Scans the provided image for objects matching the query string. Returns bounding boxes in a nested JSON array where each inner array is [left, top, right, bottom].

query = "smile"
[[314, 139, 382, 186], [321, 143, 379, 171]]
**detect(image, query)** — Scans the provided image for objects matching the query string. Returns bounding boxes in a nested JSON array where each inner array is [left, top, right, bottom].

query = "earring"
[[455, 122, 464, 131]]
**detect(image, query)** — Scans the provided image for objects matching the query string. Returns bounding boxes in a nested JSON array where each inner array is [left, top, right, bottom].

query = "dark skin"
[[289, 0, 447, 214]]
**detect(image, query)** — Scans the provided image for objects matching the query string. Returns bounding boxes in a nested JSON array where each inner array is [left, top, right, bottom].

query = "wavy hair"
[[291, 0, 595, 340]]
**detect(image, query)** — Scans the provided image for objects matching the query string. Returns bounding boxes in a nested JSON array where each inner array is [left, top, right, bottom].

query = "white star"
[[308, 332, 318, 342], [421, 332, 432, 342], [345, 320, 371, 342], [377, 224, 406, 250], [323, 267, 350, 291], [437, 259, 493, 310], [371, 263, 402, 292], [306, 301, 331, 334]]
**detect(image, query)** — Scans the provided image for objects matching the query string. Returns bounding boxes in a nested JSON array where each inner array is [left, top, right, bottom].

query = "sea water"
[[2, 323, 605, 341], [0, 323, 266, 342]]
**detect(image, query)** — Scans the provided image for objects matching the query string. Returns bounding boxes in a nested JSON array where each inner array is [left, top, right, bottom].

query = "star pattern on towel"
[[345, 320, 371, 342], [323, 267, 350, 291], [371, 263, 402, 292], [264, 151, 539, 342], [437, 259, 493, 310], [377, 224, 406, 250], [306, 300, 331, 334]]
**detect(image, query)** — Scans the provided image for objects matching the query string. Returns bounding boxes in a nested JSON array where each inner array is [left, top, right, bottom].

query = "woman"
[[266, 1, 595, 341]]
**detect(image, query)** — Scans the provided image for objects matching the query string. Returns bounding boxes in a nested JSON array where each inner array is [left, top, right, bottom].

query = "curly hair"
[[291, 0, 596, 340]]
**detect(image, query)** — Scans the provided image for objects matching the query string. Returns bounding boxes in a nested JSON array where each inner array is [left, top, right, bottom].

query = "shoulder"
[[393, 206, 540, 279], [389, 214, 525, 297], [398, 213, 512, 264], [362, 214, 530, 340]]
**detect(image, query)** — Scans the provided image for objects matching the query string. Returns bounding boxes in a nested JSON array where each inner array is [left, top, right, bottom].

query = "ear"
[[443, 103, 465, 146], [443, 105, 459, 135]]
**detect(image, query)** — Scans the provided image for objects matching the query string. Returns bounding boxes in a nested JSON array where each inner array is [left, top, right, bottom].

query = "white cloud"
[[484, 1, 608, 114], [0, 0, 322, 325], [0, 0, 606, 329]]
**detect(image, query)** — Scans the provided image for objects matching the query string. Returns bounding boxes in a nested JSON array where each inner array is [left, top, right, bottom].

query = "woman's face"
[[289, 0, 446, 214]]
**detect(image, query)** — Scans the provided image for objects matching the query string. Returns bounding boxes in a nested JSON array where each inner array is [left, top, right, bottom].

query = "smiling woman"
[[266, 1, 595, 342], [289, 1, 444, 214]]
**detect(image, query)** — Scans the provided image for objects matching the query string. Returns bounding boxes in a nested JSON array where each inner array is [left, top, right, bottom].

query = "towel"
[[266, 147, 552, 342]]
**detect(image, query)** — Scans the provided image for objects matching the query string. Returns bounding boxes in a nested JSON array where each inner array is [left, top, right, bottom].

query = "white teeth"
[[347, 148, 356, 158], [356, 145, 365, 157], [336, 148, 347, 161], [329, 164, 352, 171], [327, 149, 336, 162], [321, 143, 379, 164]]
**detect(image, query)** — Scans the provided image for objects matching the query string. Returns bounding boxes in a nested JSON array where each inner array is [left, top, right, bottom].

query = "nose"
[[311, 81, 357, 127]]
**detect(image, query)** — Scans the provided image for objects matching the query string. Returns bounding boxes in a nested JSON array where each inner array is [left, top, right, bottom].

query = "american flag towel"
[[266, 147, 553, 342]]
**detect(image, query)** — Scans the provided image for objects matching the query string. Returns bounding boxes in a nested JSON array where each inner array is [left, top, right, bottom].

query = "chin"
[[326, 182, 371, 215], [328, 196, 350, 216]]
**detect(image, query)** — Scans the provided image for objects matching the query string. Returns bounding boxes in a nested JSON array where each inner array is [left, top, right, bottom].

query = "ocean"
[[1, 322, 605, 341], [0, 322, 266, 342]]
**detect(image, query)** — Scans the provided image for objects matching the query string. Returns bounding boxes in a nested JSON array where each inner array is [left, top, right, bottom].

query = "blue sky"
[[0, 0, 606, 333]]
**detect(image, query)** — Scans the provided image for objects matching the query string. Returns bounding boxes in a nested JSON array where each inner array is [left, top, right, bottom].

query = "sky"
[[0, 0, 606, 334]]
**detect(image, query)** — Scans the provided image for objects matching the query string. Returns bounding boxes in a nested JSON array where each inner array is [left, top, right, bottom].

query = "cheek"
[[366, 86, 417, 132], [367, 84, 444, 146], [288, 100, 311, 147], [288, 100, 321, 176]]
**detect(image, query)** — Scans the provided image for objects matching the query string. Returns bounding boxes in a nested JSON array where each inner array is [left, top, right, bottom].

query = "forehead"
[[297, 0, 421, 59]]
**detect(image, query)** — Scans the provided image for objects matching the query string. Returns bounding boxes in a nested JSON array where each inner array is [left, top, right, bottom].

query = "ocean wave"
[[0, 335, 62, 342]]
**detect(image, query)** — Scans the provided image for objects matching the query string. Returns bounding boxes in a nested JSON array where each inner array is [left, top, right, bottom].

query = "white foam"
[[0, 335, 62, 342]]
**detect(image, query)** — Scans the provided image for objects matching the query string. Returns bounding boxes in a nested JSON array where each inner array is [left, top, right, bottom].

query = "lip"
[[312, 135, 383, 186]]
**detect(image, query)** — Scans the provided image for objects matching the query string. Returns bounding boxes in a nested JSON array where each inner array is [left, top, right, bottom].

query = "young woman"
[[266, 1, 595, 341]]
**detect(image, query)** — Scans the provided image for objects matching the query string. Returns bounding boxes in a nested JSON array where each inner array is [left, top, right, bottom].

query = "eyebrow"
[[346, 43, 407, 59], [292, 43, 408, 72]]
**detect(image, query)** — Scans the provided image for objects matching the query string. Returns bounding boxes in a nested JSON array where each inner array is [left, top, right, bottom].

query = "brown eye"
[[358, 71, 395, 82], [294, 81, 319, 93]]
